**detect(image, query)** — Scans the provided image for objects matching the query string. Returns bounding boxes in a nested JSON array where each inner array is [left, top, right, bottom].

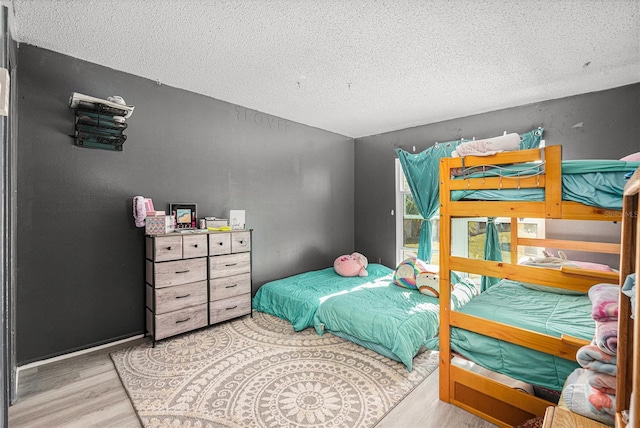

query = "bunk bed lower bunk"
[[252, 263, 476, 371], [436, 145, 637, 427]]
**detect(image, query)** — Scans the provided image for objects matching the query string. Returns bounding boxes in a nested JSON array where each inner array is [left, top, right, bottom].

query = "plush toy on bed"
[[393, 257, 441, 296], [334, 252, 369, 277], [416, 269, 442, 297]]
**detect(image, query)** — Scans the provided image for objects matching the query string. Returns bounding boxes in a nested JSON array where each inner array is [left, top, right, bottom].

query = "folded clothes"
[[563, 368, 615, 426], [576, 344, 617, 375], [594, 320, 618, 356], [588, 283, 619, 322], [451, 133, 520, 158], [584, 368, 617, 395], [622, 273, 637, 319]]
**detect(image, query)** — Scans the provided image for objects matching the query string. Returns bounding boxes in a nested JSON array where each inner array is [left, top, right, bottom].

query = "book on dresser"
[[145, 229, 253, 344]]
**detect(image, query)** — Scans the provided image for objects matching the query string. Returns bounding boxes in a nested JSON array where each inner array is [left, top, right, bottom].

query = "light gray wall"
[[17, 44, 354, 365], [355, 83, 640, 269]]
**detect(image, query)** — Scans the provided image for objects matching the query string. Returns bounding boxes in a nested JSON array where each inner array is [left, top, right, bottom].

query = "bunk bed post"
[[438, 157, 453, 402], [510, 217, 518, 263], [616, 185, 636, 418], [544, 145, 562, 219], [616, 168, 639, 427]]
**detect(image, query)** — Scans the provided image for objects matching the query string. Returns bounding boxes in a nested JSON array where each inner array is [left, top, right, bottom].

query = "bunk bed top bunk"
[[437, 145, 638, 427]]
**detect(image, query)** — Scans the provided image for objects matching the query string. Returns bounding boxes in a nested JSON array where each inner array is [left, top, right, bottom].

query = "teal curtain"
[[396, 141, 461, 262], [480, 217, 503, 292]]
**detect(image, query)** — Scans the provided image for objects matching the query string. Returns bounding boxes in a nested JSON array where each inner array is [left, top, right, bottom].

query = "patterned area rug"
[[111, 311, 438, 428]]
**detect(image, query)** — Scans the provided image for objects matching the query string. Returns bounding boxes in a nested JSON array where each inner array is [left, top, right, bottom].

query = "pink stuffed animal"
[[334, 252, 369, 277]]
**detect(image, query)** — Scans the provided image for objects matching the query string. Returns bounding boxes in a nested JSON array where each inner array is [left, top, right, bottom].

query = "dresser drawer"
[[209, 233, 231, 256], [147, 235, 183, 262], [153, 303, 208, 340], [209, 253, 251, 278], [209, 294, 251, 324], [149, 280, 208, 314], [147, 257, 207, 288], [210, 273, 251, 301], [182, 235, 208, 259], [231, 231, 251, 253]]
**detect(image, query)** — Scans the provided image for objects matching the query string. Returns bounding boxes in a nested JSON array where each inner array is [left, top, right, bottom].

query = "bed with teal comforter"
[[253, 264, 477, 371], [253, 264, 395, 332], [425, 279, 595, 391]]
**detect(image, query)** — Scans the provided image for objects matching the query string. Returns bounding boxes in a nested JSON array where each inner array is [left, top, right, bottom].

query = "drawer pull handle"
[[175, 293, 191, 299], [226, 306, 238, 310], [194, 244, 198, 248], [176, 317, 191, 324], [175, 269, 190, 274], [238, 240, 245, 245], [218, 242, 223, 246], [225, 284, 237, 288], [167, 246, 172, 250], [225, 263, 237, 267]]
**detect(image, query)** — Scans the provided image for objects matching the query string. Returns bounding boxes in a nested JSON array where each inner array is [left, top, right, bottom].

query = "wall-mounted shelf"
[[69, 93, 134, 151]]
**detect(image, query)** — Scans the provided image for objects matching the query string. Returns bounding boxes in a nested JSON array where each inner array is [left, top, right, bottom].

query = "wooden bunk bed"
[[437, 145, 633, 427], [616, 167, 639, 427]]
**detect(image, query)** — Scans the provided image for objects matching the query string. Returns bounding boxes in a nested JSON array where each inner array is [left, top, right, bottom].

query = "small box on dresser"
[[145, 233, 208, 342], [208, 230, 252, 324]]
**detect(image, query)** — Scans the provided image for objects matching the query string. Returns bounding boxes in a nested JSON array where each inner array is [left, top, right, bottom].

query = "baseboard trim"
[[16, 334, 145, 382]]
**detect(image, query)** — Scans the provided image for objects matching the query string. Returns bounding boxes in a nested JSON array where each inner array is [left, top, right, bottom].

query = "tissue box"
[[145, 215, 175, 235]]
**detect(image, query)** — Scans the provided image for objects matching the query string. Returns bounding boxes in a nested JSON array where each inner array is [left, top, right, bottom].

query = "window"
[[395, 159, 439, 266], [451, 217, 545, 280], [395, 159, 545, 270]]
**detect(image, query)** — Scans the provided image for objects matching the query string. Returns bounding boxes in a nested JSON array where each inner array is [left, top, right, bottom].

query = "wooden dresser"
[[208, 230, 252, 324], [145, 229, 252, 343]]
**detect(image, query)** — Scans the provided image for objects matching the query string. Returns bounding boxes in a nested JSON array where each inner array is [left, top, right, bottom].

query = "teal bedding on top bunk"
[[252, 263, 394, 331], [451, 159, 640, 209], [312, 275, 476, 371], [425, 279, 595, 391]]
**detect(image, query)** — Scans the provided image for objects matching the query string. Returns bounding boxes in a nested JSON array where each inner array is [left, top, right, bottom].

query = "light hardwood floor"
[[8, 338, 497, 428]]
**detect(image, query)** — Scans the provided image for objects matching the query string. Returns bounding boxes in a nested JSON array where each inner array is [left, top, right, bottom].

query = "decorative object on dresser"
[[229, 209, 245, 229], [169, 202, 197, 230], [145, 229, 253, 345]]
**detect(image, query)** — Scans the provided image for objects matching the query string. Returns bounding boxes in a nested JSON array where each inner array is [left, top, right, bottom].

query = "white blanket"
[[452, 133, 521, 157]]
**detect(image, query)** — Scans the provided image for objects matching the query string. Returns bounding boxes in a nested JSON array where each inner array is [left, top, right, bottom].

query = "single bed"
[[435, 145, 632, 427], [312, 271, 475, 371], [252, 263, 394, 332], [253, 263, 476, 371]]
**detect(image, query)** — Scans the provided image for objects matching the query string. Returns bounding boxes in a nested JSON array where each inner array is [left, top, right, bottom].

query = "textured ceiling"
[[9, 0, 640, 138]]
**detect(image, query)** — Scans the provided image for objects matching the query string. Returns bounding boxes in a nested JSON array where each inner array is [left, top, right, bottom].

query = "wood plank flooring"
[[8, 338, 497, 428]]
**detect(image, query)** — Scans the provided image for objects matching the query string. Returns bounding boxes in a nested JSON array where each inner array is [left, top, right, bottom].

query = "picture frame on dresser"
[[169, 202, 197, 230]]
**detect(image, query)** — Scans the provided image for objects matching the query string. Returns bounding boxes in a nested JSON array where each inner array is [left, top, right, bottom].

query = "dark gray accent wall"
[[17, 44, 354, 365], [355, 83, 640, 269]]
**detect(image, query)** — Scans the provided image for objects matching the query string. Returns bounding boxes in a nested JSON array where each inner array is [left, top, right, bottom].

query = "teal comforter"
[[252, 264, 395, 332], [253, 264, 477, 371], [313, 274, 476, 371], [426, 279, 595, 391]]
